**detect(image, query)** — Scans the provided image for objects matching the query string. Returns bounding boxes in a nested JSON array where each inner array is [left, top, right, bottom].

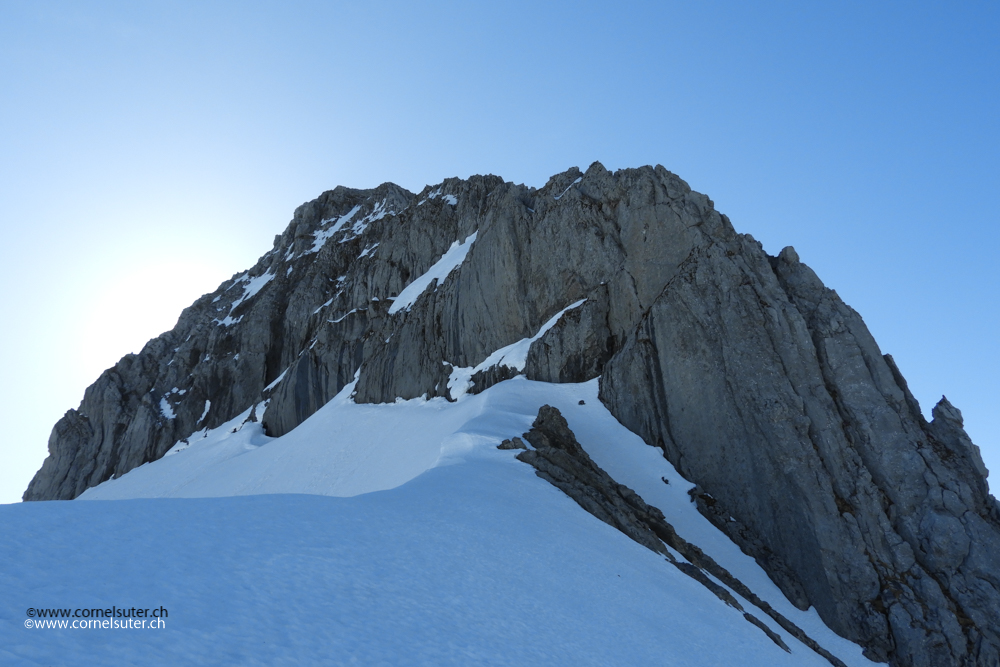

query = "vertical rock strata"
[[24, 163, 999, 666], [600, 242, 1000, 667], [514, 405, 849, 667]]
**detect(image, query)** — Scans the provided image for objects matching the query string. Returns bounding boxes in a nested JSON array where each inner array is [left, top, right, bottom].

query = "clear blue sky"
[[1, 1, 997, 504]]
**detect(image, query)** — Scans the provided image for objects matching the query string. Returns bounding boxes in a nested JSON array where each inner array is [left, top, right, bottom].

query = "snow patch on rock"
[[447, 299, 586, 399], [388, 232, 477, 315]]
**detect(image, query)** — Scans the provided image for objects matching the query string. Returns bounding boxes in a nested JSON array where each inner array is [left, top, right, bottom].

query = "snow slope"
[[2, 376, 882, 666], [0, 461, 836, 667]]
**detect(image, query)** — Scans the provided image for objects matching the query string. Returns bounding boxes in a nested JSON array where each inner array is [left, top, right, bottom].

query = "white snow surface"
[[214, 270, 275, 326], [388, 231, 477, 314], [329, 307, 362, 324], [196, 400, 210, 424], [308, 205, 361, 254], [4, 379, 882, 667], [157, 388, 186, 420], [340, 199, 393, 243], [554, 176, 582, 200], [417, 188, 457, 207], [158, 397, 175, 420], [263, 368, 288, 392], [301, 199, 396, 257], [49, 375, 883, 667], [312, 297, 333, 314]]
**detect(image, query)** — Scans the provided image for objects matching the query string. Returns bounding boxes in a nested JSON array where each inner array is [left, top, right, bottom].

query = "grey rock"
[[26, 182, 416, 498], [742, 612, 792, 653], [600, 234, 1000, 666], [497, 437, 527, 450], [515, 405, 842, 666], [524, 284, 614, 384]]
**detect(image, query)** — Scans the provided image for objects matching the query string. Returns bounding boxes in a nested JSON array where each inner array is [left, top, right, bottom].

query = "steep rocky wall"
[[30, 162, 720, 498], [599, 239, 1000, 666], [24, 163, 1000, 666], [24, 181, 416, 500], [514, 405, 852, 666]]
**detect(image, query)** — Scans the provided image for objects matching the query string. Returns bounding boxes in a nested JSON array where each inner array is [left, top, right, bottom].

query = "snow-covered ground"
[[2, 377, 882, 666]]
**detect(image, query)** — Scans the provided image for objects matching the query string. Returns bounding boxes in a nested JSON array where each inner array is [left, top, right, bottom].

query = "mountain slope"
[[22, 163, 999, 666], [7, 377, 876, 667]]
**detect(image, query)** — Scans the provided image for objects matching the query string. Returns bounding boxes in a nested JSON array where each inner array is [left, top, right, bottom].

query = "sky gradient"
[[1, 1, 997, 504]]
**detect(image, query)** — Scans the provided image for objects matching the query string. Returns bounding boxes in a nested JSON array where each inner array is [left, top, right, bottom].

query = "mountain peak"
[[24, 164, 1000, 667]]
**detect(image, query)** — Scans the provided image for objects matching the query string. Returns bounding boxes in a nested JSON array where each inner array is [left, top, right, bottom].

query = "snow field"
[[6, 446, 850, 666], [0, 375, 883, 666]]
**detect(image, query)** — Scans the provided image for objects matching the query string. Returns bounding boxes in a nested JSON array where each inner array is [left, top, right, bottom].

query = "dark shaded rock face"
[[25, 163, 999, 666], [600, 247, 1000, 666], [515, 405, 848, 667]]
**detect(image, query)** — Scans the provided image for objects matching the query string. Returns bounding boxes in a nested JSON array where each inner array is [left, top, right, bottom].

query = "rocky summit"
[[25, 163, 1000, 667]]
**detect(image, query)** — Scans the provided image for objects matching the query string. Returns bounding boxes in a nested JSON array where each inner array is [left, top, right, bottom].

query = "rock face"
[[24, 163, 999, 667], [599, 241, 1000, 667], [515, 405, 853, 666]]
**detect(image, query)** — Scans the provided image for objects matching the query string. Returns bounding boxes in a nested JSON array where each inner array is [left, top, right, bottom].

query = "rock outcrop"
[[25, 163, 999, 666], [515, 405, 851, 666], [599, 239, 1000, 667]]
